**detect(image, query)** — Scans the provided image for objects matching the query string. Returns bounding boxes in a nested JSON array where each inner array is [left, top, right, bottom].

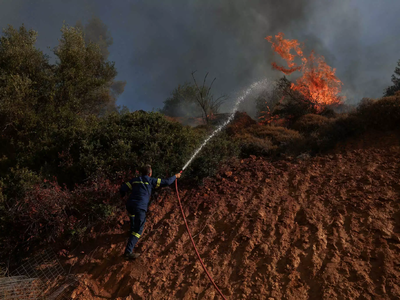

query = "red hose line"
[[175, 179, 227, 300]]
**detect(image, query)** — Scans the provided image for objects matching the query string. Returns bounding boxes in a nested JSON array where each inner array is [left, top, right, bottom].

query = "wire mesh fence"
[[0, 250, 77, 300], [0, 276, 44, 299]]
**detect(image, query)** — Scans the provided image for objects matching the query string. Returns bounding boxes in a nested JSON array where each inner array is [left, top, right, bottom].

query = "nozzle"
[[180, 170, 183, 174]]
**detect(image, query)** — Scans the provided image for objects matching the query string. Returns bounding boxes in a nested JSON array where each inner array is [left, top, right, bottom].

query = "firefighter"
[[120, 164, 181, 259]]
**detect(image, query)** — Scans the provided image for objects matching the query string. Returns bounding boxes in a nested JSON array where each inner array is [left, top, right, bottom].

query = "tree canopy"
[[76, 17, 126, 102], [0, 23, 124, 178], [160, 72, 226, 124], [384, 59, 400, 97]]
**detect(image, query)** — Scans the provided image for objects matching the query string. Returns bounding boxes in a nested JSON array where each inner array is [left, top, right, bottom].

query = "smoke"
[[76, 16, 113, 59], [1, 0, 400, 111], [125, 0, 326, 111], [76, 16, 127, 102], [236, 79, 274, 119], [124, 0, 399, 110]]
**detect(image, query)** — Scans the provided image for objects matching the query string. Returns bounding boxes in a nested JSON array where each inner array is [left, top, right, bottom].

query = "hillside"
[[59, 131, 400, 300]]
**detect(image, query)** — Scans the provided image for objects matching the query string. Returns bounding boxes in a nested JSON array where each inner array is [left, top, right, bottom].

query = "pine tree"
[[384, 59, 400, 96]]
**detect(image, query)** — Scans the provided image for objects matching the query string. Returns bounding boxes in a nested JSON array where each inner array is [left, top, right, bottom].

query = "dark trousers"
[[125, 205, 146, 254]]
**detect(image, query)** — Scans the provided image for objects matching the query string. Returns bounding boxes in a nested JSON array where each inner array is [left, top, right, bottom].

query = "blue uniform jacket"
[[120, 175, 176, 211]]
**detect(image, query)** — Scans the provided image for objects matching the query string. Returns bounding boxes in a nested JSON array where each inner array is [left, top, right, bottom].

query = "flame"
[[259, 104, 281, 125], [265, 32, 304, 75], [291, 51, 342, 106], [266, 32, 343, 108]]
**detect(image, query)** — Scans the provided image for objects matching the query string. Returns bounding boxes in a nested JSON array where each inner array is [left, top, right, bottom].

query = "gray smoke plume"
[[127, 0, 322, 111], [1, 0, 399, 112]]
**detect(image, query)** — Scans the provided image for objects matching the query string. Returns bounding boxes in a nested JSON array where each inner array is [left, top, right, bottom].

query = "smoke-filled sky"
[[1, 0, 399, 112]]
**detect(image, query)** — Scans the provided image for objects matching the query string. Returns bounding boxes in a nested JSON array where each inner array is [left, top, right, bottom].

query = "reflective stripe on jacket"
[[120, 175, 176, 211]]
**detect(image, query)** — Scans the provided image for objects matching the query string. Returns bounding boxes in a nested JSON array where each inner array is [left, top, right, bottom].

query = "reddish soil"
[[63, 132, 400, 299]]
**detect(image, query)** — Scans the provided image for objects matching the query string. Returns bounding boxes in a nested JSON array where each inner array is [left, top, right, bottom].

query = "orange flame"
[[265, 32, 304, 75], [266, 32, 343, 107], [259, 99, 284, 125]]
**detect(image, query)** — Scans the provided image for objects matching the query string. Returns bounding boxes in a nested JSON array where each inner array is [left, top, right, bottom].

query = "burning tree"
[[264, 32, 344, 118]]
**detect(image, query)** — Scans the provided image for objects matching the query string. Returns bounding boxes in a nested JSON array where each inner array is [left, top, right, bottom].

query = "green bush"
[[0, 167, 42, 201], [184, 133, 240, 182], [41, 111, 202, 186]]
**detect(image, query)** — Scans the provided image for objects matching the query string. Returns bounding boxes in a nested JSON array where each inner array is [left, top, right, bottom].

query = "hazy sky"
[[1, 0, 399, 112]]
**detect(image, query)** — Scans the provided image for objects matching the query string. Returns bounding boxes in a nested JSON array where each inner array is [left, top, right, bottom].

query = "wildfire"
[[265, 32, 304, 75], [266, 32, 343, 107]]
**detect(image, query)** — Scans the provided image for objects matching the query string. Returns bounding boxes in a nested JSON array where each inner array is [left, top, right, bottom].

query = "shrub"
[[53, 111, 201, 185], [184, 133, 240, 182], [319, 106, 338, 118], [243, 124, 302, 146], [1, 176, 122, 258], [1, 167, 42, 200], [272, 97, 318, 125], [234, 123, 305, 158], [355, 95, 400, 130], [307, 114, 365, 153], [236, 134, 276, 157], [225, 112, 257, 136], [257, 77, 319, 125], [292, 114, 331, 135]]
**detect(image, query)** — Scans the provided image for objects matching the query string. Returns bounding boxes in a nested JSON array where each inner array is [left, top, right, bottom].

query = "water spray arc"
[[175, 79, 270, 299], [181, 79, 269, 171]]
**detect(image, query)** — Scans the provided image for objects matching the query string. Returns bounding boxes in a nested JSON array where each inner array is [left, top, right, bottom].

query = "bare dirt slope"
[[64, 132, 400, 300]]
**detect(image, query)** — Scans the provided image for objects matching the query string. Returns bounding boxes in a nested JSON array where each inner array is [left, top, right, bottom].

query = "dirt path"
[[64, 142, 400, 299]]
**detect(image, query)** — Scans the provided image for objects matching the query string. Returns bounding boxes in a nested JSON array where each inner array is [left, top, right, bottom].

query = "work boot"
[[124, 252, 140, 260]]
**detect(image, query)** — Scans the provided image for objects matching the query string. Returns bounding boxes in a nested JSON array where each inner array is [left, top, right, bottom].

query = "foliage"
[[75, 17, 126, 103], [0, 24, 123, 180], [292, 114, 331, 136], [258, 77, 318, 125], [76, 16, 113, 60], [160, 72, 227, 125], [384, 59, 400, 97], [75, 111, 200, 182], [0, 113, 239, 254], [307, 114, 364, 153], [0, 24, 204, 258], [190, 71, 227, 125], [225, 112, 257, 136], [233, 123, 303, 158], [242, 124, 302, 146], [184, 133, 240, 182], [355, 94, 400, 130], [54, 24, 118, 115], [236, 134, 276, 157], [2, 176, 121, 256], [0, 25, 54, 163], [0, 108, 226, 257], [160, 83, 201, 118]]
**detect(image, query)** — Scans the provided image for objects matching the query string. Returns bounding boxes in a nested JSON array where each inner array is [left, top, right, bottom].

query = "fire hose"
[[175, 173, 227, 300]]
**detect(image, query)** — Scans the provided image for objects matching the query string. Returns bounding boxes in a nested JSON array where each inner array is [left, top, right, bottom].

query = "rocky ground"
[[60, 131, 400, 299]]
